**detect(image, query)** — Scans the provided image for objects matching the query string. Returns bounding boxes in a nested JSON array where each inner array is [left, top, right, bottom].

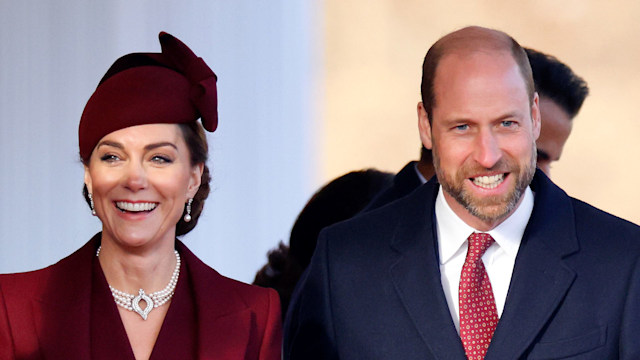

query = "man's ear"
[[531, 92, 541, 141], [417, 102, 433, 150]]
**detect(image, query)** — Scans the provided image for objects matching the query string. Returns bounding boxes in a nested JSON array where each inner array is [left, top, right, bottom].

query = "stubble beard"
[[433, 142, 537, 224]]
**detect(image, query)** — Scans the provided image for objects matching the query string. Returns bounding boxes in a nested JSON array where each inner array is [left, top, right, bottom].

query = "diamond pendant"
[[132, 289, 154, 320]]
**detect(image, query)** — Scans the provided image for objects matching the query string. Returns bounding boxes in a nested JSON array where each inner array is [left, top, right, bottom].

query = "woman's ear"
[[84, 165, 93, 194], [187, 163, 204, 199]]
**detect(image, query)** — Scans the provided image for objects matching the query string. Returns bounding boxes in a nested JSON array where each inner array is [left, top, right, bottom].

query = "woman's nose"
[[123, 161, 148, 191]]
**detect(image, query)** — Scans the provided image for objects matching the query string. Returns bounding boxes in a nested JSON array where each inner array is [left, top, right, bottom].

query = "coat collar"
[[387, 170, 579, 359], [176, 241, 255, 358], [33, 235, 256, 359], [33, 234, 99, 359], [487, 170, 578, 359], [389, 178, 468, 358]]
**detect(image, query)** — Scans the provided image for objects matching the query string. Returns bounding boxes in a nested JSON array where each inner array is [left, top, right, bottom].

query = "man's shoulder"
[[321, 180, 438, 250], [327, 201, 402, 236], [570, 197, 640, 237], [532, 171, 639, 241], [364, 161, 423, 211]]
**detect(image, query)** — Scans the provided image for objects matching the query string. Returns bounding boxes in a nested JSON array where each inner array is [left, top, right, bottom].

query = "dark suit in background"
[[364, 161, 424, 211], [284, 171, 640, 359]]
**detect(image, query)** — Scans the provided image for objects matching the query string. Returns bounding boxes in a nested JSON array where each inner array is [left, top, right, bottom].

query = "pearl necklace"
[[96, 246, 181, 320]]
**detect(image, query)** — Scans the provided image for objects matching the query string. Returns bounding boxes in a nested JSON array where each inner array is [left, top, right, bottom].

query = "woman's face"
[[84, 123, 203, 250]]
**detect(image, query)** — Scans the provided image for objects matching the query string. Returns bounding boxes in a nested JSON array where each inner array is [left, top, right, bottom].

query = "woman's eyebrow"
[[144, 142, 178, 151], [96, 140, 123, 150]]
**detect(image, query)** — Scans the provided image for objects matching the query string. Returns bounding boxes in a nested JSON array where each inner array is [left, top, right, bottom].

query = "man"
[[526, 48, 589, 176], [284, 26, 640, 359], [365, 47, 588, 212]]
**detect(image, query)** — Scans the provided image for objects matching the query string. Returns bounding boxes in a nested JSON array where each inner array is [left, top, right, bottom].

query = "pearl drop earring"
[[184, 198, 193, 222], [88, 193, 97, 216]]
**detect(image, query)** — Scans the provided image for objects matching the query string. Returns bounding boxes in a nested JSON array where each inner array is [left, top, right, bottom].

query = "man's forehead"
[[430, 51, 532, 122], [434, 49, 520, 86]]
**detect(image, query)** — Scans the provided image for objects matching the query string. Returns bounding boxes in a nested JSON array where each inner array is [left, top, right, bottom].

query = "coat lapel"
[[33, 236, 99, 359], [178, 242, 253, 359], [387, 172, 580, 359], [27, 236, 261, 359], [389, 181, 468, 359], [487, 172, 579, 359]]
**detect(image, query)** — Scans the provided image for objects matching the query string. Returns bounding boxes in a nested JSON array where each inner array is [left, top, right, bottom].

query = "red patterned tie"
[[459, 232, 499, 359]]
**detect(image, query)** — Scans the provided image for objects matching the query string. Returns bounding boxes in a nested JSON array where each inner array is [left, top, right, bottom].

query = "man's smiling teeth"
[[116, 202, 157, 212], [472, 174, 505, 189]]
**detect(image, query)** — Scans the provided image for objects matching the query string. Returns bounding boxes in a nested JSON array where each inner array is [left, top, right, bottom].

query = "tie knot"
[[467, 232, 495, 261]]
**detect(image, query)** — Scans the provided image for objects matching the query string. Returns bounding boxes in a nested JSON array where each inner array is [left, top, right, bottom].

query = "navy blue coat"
[[284, 170, 640, 359]]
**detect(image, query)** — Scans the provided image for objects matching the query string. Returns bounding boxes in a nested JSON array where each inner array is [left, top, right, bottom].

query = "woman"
[[0, 32, 281, 360]]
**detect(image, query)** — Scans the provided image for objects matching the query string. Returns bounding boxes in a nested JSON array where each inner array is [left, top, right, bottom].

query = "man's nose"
[[473, 129, 502, 169]]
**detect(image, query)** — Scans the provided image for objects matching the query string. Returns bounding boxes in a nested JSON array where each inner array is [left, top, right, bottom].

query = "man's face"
[[536, 97, 573, 177], [418, 51, 540, 231]]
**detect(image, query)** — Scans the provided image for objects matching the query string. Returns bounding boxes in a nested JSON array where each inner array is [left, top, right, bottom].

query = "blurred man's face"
[[536, 97, 573, 177]]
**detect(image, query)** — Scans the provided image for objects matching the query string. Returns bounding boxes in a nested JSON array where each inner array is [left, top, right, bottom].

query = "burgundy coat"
[[0, 234, 282, 359]]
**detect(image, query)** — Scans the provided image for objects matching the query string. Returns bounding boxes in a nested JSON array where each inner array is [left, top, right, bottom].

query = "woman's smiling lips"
[[114, 201, 158, 213]]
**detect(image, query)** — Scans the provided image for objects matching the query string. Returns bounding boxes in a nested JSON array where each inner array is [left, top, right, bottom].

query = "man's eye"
[[501, 120, 515, 127], [455, 124, 469, 131]]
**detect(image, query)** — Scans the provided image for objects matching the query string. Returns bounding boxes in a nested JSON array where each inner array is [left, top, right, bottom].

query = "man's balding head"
[[420, 26, 535, 123]]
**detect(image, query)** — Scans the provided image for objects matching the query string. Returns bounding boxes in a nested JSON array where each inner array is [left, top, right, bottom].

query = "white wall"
[[0, 1, 322, 282]]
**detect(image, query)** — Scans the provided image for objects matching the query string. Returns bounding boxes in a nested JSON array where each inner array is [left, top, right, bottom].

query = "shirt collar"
[[435, 185, 534, 265], [414, 162, 428, 184]]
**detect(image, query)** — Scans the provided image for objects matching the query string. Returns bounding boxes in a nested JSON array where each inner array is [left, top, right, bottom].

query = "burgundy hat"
[[79, 31, 218, 160]]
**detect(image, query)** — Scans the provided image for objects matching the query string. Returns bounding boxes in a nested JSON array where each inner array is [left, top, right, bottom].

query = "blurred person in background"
[[525, 47, 589, 176], [253, 169, 393, 318], [364, 146, 434, 211]]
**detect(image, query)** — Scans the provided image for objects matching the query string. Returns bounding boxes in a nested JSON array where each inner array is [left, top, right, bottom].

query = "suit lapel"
[[487, 172, 579, 359], [387, 172, 580, 359], [178, 242, 253, 359], [34, 236, 99, 359], [389, 181, 468, 359]]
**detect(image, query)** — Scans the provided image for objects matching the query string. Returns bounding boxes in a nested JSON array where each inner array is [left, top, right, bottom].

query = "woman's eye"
[[151, 155, 173, 164], [100, 154, 120, 162]]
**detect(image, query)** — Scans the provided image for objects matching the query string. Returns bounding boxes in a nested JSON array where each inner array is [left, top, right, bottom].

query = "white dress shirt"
[[434, 185, 534, 333]]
